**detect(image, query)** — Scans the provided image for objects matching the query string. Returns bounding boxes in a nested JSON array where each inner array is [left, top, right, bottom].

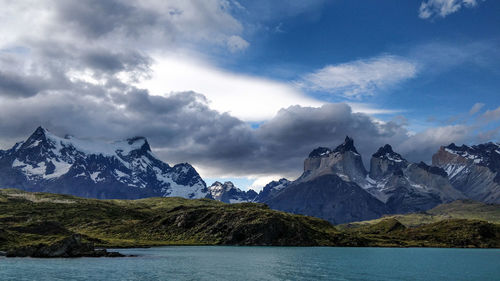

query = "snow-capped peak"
[[1, 127, 208, 199], [372, 144, 406, 163]]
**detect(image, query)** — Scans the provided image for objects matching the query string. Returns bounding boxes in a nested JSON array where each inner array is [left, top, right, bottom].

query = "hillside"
[[0, 190, 499, 257], [0, 189, 339, 252], [341, 200, 500, 228]]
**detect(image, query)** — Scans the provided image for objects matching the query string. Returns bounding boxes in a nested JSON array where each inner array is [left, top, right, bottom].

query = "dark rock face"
[[362, 144, 465, 214], [300, 136, 367, 184], [417, 162, 448, 177], [333, 136, 359, 154], [207, 181, 258, 203], [6, 234, 124, 258], [0, 127, 208, 199], [385, 185, 442, 214], [432, 143, 500, 203], [369, 144, 409, 180], [266, 174, 389, 224]]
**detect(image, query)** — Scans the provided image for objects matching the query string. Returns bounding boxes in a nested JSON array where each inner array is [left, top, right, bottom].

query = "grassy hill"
[[0, 189, 339, 251], [0, 190, 499, 255], [340, 200, 500, 228]]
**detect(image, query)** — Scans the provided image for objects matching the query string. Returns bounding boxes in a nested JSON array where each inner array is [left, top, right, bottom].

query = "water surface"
[[1, 247, 499, 281]]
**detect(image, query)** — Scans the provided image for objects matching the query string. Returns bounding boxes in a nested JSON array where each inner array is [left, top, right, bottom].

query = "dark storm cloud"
[[82, 50, 151, 73], [0, 83, 475, 179], [0, 71, 47, 98]]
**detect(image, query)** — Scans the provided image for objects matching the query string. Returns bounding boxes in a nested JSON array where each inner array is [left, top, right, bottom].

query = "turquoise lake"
[[1, 247, 499, 280]]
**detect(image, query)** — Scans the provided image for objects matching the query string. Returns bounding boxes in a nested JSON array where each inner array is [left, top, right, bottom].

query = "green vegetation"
[[0, 189, 499, 255], [340, 200, 500, 228], [0, 189, 339, 251]]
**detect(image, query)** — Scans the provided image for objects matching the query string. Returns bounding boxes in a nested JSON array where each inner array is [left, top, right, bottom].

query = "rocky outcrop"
[[361, 145, 466, 213], [432, 143, 500, 203], [6, 234, 124, 258], [369, 144, 409, 180], [300, 136, 367, 183]]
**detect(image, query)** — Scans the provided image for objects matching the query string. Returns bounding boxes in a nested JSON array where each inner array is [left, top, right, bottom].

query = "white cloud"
[[398, 125, 471, 159], [137, 54, 402, 121], [469, 102, 485, 115], [419, 0, 483, 19], [299, 55, 418, 99], [0, 0, 247, 52], [481, 106, 500, 123], [137, 54, 324, 121], [226, 35, 250, 52]]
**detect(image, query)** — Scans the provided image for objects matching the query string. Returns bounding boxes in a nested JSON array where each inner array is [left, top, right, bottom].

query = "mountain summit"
[[0, 127, 208, 199]]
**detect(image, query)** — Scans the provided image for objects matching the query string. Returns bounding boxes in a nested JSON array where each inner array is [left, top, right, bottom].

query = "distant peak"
[[372, 144, 406, 162], [127, 136, 151, 152], [333, 136, 358, 154], [24, 126, 51, 146], [376, 144, 394, 155], [30, 126, 48, 138]]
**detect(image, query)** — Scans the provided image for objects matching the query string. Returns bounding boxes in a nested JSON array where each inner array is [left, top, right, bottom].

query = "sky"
[[0, 0, 499, 190]]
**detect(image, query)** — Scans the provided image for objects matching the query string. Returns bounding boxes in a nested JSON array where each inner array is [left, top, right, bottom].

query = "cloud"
[[138, 55, 324, 121], [226, 35, 250, 52], [419, 0, 483, 19], [0, 83, 479, 184], [469, 102, 485, 115], [0, 0, 248, 57], [299, 55, 418, 98], [0, 0, 491, 188], [481, 106, 500, 123], [399, 125, 471, 160]]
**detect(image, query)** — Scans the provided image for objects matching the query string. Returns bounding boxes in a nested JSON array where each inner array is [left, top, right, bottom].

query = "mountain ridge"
[[0, 126, 209, 199]]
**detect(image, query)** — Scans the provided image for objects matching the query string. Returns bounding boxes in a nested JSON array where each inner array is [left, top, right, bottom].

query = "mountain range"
[[0, 127, 499, 224], [209, 136, 500, 224], [0, 127, 208, 199]]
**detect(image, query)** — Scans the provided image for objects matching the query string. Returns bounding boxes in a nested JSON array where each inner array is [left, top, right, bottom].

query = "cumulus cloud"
[[399, 125, 471, 160], [419, 0, 483, 19], [226, 35, 250, 52], [481, 106, 500, 123], [299, 55, 418, 98], [138, 55, 324, 121], [469, 102, 485, 115]]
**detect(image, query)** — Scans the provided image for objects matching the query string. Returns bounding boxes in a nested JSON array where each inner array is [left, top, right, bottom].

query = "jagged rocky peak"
[[302, 136, 366, 183], [432, 142, 500, 204], [333, 136, 359, 154], [127, 136, 151, 151], [369, 144, 408, 180], [372, 144, 404, 161], [434, 142, 500, 172], [21, 126, 53, 149]]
